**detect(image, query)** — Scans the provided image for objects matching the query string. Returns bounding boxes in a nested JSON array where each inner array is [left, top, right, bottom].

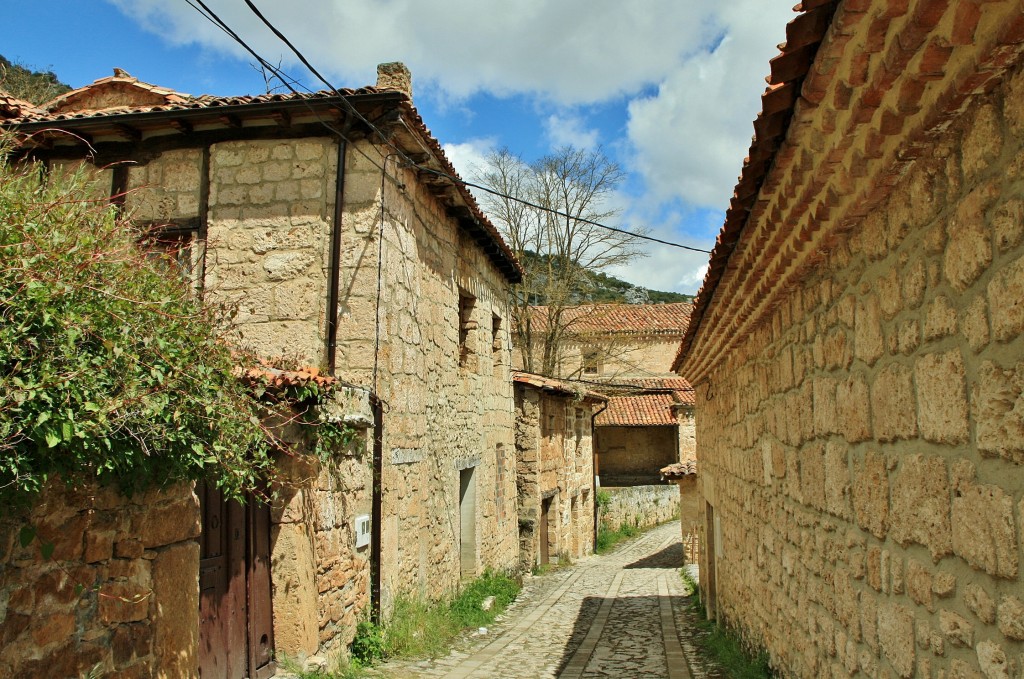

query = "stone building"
[[660, 460, 700, 566], [512, 371, 606, 569], [4, 64, 522, 675], [674, 1, 1024, 677], [0, 369, 372, 679]]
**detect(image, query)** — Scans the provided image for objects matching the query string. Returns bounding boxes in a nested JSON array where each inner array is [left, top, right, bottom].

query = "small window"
[[491, 314, 502, 356], [140, 226, 204, 293], [582, 348, 600, 376], [459, 290, 477, 368]]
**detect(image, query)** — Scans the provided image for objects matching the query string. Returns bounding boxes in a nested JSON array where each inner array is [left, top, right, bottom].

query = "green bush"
[[0, 137, 274, 506], [449, 569, 520, 629], [350, 620, 385, 666]]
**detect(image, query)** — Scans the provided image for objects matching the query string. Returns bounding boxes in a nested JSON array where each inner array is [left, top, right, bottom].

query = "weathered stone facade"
[[599, 484, 680, 532], [513, 373, 603, 568], [677, 3, 1024, 677], [5, 66, 521, 671], [0, 481, 200, 679]]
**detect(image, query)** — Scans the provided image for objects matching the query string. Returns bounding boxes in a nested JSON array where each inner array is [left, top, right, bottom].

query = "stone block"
[[902, 260, 927, 309], [836, 375, 871, 442], [950, 461, 1018, 578], [99, 582, 151, 623], [852, 451, 889, 539], [961, 104, 1002, 183], [962, 295, 990, 352], [29, 612, 75, 647], [939, 609, 974, 648], [269, 523, 320, 656], [824, 441, 852, 519], [946, 183, 997, 292], [855, 294, 884, 365], [998, 595, 1024, 640], [972, 361, 1024, 464], [988, 253, 1024, 342], [132, 492, 200, 549], [924, 296, 957, 340], [964, 583, 996, 624], [905, 558, 933, 610], [871, 364, 917, 441], [915, 349, 969, 444], [993, 198, 1024, 253], [975, 640, 1010, 679], [152, 542, 199, 678], [263, 251, 316, 282], [889, 454, 951, 559], [813, 378, 838, 437], [878, 601, 915, 677], [84, 529, 115, 564], [800, 442, 826, 511]]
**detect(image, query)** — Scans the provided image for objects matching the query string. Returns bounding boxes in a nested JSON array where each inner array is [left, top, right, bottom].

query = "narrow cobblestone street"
[[378, 522, 724, 679]]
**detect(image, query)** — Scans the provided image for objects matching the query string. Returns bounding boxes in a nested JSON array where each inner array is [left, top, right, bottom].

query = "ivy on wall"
[[0, 137, 352, 511]]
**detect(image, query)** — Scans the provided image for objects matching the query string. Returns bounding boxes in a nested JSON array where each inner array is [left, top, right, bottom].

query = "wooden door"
[[198, 483, 275, 679], [540, 497, 551, 565]]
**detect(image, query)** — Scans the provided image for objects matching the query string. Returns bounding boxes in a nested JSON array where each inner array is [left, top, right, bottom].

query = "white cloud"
[[544, 113, 599, 150], [442, 138, 496, 180], [105, 0, 796, 251], [104, 0, 720, 104], [625, 1, 794, 208]]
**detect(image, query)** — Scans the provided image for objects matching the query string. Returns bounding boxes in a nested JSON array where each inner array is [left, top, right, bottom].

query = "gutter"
[[327, 138, 347, 374], [370, 394, 384, 622]]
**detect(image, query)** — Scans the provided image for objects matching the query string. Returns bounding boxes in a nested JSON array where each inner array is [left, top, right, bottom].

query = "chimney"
[[376, 62, 412, 100]]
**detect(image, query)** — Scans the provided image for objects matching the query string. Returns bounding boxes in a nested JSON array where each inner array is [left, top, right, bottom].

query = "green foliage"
[[275, 653, 366, 679], [518, 251, 693, 305], [384, 595, 459, 659], [687, 596, 777, 679], [0, 138, 278, 507], [595, 489, 612, 513], [449, 569, 520, 629], [595, 521, 640, 554], [381, 570, 521, 661], [350, 620, 385, 666], [0, 55, 71, 105]]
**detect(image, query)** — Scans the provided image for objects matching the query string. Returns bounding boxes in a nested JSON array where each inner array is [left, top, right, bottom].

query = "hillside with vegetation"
[[519, 250, 693, 305], [0, 55, 71, 105]]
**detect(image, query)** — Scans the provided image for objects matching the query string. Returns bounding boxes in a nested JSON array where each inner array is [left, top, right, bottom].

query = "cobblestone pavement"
[[376, 522, 727, 679]]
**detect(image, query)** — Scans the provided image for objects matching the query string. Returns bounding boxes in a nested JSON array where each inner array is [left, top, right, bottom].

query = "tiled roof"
[[512, 371, 607, 403], [4, 72, 522, 284], [660, 460, 697, 479], [529, 303, 692, 336], [236, 364, 337, 395], [595, 377, 695, 406], [596, 392, 683, 427], [0, 92, 41, 120], [672, 0, 838, 372]]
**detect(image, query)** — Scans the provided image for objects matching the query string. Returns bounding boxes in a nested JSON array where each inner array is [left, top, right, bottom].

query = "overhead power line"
[[184, 0, 713, 256]]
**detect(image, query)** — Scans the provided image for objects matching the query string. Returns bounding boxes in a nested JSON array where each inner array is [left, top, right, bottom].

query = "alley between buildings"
[[378, 522, 726, 679]]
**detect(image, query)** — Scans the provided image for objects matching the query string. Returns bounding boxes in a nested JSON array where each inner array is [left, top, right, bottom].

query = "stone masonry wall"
[[600, 485, 680, 533], [694, 62, 1024, 678], [597, 425, 679, 484], [0, 482, 200, 678], [514, 387, 596, 568], [336, 140, 519, 605]]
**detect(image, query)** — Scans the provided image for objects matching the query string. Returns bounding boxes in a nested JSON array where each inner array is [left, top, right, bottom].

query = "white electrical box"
[[355, 514, 371, 548]]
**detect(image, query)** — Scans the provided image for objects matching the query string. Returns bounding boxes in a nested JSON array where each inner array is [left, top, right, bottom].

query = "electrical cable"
[[188, 0, 713, 256]]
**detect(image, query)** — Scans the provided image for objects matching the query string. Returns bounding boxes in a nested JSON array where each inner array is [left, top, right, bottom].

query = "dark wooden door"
[[198, 482, 275, 679], [540, 497, 551, 565]]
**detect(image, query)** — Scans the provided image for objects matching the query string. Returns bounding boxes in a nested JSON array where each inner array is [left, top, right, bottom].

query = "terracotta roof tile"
[[660, 460, 697, 478], [596, 392, 682, 427], [3, 73, 522, 284], [672, 1, 839, 372], [529, 303, 692, 336], [512, 371, 607, 403], [0, 92, 41, 120]]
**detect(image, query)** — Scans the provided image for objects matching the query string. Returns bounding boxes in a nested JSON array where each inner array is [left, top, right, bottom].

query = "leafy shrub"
[[350, 620, 385, 666], [0, 137, 275, 506], [449, 569, 520, 629]]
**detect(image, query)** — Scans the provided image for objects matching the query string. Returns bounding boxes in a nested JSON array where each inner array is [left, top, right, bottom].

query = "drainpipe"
[[370, 394, 384, 622], [327, 139, 347, 374], [590, 401, 608, 553]]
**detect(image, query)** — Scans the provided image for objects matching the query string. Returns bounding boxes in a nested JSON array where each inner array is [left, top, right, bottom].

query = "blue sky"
[[4, 0, 795, 295]]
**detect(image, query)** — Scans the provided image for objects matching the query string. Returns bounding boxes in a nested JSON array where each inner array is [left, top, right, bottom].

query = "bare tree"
[[476, 145, 646, 376]]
